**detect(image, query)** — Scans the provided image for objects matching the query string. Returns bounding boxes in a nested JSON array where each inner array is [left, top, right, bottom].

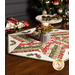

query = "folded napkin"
[[5, 17, 30, 32]]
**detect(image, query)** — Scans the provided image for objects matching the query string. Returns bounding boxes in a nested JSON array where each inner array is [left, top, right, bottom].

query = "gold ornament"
[[42, 16, 47, 21], [52, 1, 53, 3], [61, 0, 63, 2], [46, 16, 51, 21], [52, 15, 59, 20], [42, 9, 47, 15], [57, 8, 63, 14], [45, 1, 50, 6]]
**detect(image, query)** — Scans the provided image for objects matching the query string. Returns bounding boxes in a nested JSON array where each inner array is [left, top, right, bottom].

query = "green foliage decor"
[[36, 23, 54, 34]]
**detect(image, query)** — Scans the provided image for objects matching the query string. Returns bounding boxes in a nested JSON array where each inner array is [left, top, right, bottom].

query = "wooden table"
[[5, 20, 69, 75]]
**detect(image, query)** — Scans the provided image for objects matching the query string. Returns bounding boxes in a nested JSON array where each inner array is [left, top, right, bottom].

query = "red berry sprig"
[[36, 24, 54, 34]]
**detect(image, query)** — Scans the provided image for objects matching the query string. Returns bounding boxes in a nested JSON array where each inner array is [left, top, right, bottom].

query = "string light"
[[50, 8, 52, 9], [63, 15, 66, 18]]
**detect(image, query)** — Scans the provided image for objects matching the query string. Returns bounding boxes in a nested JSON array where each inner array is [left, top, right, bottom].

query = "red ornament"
[[53, 0, 59, 6]]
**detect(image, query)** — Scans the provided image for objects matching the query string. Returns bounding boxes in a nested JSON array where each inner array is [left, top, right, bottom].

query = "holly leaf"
[[10, 40, 15, 42], [27, 30, 31, 32], [27, 53, 34, 56], [35, 54, 41, 58]]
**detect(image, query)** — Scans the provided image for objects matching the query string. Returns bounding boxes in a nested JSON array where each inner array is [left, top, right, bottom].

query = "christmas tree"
[[32, 0, 69, 20]]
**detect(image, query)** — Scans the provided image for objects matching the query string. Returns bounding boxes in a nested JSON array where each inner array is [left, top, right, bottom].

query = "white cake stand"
[[35, 14, 62, 24]]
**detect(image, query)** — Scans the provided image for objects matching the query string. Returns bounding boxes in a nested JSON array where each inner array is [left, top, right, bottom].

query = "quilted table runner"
[[8, 28, 69, 62]]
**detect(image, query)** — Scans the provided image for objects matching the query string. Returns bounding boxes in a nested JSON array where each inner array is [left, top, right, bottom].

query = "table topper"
[[7, 27, 69, 62]]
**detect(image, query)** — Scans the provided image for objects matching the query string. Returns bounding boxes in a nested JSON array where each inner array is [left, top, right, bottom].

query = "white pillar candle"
[[42, 22, 49, 26]]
